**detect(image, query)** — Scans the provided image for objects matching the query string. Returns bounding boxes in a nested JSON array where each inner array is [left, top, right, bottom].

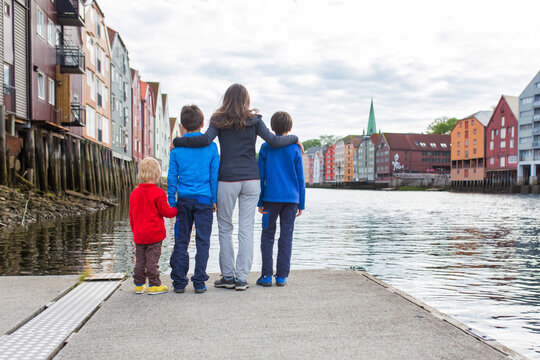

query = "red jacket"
[[129, 183, 177, 244]]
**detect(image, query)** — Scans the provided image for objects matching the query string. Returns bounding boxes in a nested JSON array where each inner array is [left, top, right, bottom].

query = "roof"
[[367, 98, 377, 136], [380, 133, 451, 151], [147, 82, 160, 112], [140, 81, 148, 99], [169, 117, 177, 136], [162, 94, 168, 107], [107, 27, 116, 46], [370, 133, 381, 144], [461, 111, 493, 126], [306, 146, 324, 155], [502, 95, 519, 117]]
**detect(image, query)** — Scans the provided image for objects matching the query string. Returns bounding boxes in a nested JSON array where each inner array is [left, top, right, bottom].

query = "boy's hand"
[[297, 209, 303, 217], [297, 141, 304, 153], [212, 203, 217, 213], [258, 207, 264, 214]]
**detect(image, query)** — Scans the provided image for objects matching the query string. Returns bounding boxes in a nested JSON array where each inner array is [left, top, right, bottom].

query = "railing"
[[56, 0, 85, 27], [3, 84, 16, 113], [57, 46, 85, 74], [62, 101, 86, 127]]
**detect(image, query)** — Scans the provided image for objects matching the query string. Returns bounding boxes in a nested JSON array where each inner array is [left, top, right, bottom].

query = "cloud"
[[99, 0, 540, 140]]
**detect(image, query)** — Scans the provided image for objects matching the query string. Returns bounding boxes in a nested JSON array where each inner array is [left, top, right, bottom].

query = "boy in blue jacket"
[[168, 105, 219, 293], [257, 111, 305, 287]]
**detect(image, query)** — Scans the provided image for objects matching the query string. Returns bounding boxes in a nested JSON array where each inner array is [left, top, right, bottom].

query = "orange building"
[[450, 111, 492, 183], [81, 1, 111, 147]]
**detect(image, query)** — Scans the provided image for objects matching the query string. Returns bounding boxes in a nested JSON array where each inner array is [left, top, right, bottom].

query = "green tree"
[[318, 135, 339, 147], [427, 117, 458, 134], [302, 138, 322, 151]]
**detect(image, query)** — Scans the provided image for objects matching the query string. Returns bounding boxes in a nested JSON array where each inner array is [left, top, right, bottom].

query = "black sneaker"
[[194, 286, 207, 294], [174, 288, 185, 293], [235, 280, 250, 291], [214, 276, 235, 289]]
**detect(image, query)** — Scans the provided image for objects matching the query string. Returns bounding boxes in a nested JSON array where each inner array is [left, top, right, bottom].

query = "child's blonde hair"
[[138, 157, 161, 183]]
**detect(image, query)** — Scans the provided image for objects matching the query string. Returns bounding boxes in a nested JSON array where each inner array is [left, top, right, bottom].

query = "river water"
[[0, 189, 539, 358]]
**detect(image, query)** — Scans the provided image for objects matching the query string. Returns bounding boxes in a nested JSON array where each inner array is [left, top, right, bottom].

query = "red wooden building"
[[485, 95, 519, 185], [325, 144, 335, 182], [375, 133, 451, 180]]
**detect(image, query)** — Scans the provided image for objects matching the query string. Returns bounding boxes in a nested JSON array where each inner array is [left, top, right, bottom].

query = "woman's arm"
[[172, 126, 219, 148], [256, 120, 299, 148]]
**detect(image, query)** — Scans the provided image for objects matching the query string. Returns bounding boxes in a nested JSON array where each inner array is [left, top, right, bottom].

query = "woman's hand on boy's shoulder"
[[297, 141, 304, 153]]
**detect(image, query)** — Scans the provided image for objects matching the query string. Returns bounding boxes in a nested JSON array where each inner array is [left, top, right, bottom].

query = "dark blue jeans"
[[260, 202, 298, 278], [170, 198, 212, 289]]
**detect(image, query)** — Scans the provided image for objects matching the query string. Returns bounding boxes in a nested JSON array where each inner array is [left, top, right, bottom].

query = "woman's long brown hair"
[[210, 84, 258, 129]]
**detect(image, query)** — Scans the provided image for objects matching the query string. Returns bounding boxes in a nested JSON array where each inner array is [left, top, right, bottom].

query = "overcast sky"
[[100, 0, 540, 140]]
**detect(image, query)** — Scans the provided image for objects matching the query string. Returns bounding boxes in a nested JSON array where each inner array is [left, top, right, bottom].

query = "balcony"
[[533, 128, 540, 135], [534, 115, 540, 121], [534, 100, 540, 108], [56, 0, 85, 27], [57, 46, 85, 74], [3, 85, 15, 113], [533, 141, 540, 148], [61, 101, 86, 127]]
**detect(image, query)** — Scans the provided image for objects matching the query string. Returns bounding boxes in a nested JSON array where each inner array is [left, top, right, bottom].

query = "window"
[[4, 3, 10, 17], [97, 47, 102, 73], [48, 78, 55, 105], [521, 96, 533, 104], [103, 84, 108, 109], [490, 157, 494, 165], [102, 117, 109, 144], [473, 139, 476, 145], [465, 140, 468, 147], [457, 150, 460, 156], [508, 156, 518, 164], [495, 129, 499, 136], [37, 8, 45, 38], [510, 139, 514, 148], [520, 110, 533, 118], [473, 148, 477, 154], [500, 141, 506, 148], [86, 106, 96, 138], [430, 143, 436, 147], [500, 157, 505, 167], [511, 127, 515, 137], [465, 150, 468, 158], [90, 73, 96, 101], [47, 19, 55, 46], [457, 132, 461, 138], [457, 141, 461, 147], [459, 122, 462, 128], [4, 64, 11, 87], [520, 136, 533, 144], [501, 127, 506, 139], [473, 129, 477, 135], [536, 83, 540, 89], [441, 143, 447, 148], [471, 119, 475, 125], [37, 72, 45, 100], [501, 116, 505, 126]]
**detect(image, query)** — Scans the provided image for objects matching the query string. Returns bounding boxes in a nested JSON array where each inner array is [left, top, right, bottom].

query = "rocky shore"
[[0, 185, 118, 229]]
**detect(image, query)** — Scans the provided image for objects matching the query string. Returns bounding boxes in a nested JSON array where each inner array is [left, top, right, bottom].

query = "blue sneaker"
[[194, 285, 207, 294], [275, 276, 287, 286], [256, 275, 272, 287]]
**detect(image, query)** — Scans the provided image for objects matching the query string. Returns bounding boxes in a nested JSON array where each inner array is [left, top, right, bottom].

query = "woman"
[[172, 84, 301, 290]]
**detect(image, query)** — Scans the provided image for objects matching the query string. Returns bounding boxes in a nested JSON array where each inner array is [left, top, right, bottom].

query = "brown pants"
[[133, 242, 162, 286]]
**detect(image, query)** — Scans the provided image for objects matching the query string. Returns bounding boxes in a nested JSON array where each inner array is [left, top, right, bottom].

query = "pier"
[[0, 270, 525, 359]]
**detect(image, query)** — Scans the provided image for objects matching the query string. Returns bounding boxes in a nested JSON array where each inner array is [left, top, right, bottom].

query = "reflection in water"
[[0, 189, 539, 358]]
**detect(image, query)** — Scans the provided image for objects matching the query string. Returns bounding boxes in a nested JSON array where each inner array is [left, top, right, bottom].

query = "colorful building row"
[[305, 99, 451, 185], [1, 0, 174, 181]]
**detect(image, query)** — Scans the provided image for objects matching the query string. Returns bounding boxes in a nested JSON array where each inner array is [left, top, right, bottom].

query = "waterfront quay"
[[0, 270, 525, 359]]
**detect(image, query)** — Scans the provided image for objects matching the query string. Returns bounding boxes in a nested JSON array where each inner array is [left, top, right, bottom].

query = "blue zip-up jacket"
[[167, 132, 219, 207], [257, 141, 305, 210]]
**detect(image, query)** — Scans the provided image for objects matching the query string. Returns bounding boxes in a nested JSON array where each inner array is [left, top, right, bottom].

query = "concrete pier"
[[51, 270, 521, 360], [0, 276, 77, 335]]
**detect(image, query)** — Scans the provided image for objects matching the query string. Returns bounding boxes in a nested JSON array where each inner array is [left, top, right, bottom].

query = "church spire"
[[367, 98, 377, 136]]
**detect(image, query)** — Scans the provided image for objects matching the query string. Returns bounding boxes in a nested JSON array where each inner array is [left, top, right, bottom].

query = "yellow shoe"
[[134, 284, 146, 294], [148, 284, 168, 295]]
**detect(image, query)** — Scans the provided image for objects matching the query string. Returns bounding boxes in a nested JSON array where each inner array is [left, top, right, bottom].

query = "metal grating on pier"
[[0, 279, 121, 360]]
